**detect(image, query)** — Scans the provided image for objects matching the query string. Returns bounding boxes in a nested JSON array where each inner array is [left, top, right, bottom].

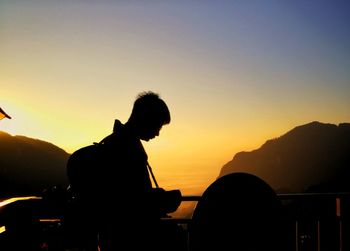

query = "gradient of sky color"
[[1, 0, 349, 195]]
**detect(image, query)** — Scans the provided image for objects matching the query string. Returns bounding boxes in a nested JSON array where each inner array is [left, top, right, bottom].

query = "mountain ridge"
[[0, 131, 70, 198], [219, 121, 350, 193]]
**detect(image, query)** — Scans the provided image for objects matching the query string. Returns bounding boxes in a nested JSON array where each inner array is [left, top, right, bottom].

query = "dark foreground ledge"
[[1, 192, 350, 251]]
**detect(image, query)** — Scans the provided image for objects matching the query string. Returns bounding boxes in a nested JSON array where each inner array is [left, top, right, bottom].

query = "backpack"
[[66, 140, 182, 216], [64, 143, 104, 249], [66, 143, 101, 199]]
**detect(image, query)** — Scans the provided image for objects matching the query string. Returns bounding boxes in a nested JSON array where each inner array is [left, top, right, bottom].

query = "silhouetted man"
[[67, 91, 183, 251]]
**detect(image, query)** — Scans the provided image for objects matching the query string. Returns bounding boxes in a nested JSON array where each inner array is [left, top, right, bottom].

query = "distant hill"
[[219, 121, 350, 193], [0, 131, 70, 198]]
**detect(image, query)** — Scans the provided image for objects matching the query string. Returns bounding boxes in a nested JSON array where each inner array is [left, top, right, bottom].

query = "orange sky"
[[1, 1, 349, 195]]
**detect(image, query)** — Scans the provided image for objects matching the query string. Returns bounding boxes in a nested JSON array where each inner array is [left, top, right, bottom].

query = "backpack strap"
[[146, 161, 159, 188]]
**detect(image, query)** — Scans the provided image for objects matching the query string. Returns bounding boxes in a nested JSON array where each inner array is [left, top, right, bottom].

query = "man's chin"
[[141, 137, 151, 141]]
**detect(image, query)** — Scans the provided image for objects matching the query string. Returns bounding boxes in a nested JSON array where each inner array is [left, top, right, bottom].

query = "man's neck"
[[124, 121, 141, 140]]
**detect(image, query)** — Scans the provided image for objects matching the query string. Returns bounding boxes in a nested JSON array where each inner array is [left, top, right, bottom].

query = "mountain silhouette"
[[0, 131, 70, 198], [219, 121, 350, 193]]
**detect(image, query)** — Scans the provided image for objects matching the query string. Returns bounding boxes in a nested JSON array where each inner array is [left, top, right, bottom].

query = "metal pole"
[[317, 220, 320, 251], [337, 198, 342, 251], [296, 221, 299, 251]]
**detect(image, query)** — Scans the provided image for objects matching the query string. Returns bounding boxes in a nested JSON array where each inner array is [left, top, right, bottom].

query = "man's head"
[[127, 91, 170, 141]]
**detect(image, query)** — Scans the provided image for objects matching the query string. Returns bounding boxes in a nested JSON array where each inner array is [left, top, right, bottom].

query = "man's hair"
[[128, 91, 171, 125]]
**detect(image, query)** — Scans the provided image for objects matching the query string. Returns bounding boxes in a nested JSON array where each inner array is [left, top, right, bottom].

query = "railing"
[[277, 193, 350, 251], [1, 193, 350, 251], [175, 193, 350, 251]]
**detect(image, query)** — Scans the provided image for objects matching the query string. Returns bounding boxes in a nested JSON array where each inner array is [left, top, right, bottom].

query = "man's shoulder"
[[100, 131, 129, 147]]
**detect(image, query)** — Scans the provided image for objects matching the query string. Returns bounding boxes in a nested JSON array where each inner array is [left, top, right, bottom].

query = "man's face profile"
[[140, 122, 163, 141]]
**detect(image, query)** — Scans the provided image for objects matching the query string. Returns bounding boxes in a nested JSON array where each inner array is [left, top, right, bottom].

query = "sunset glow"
[[1, 1, 349, 195]]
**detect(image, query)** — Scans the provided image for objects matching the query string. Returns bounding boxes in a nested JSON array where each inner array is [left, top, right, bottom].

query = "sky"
[[1, 0, 349, 195]]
